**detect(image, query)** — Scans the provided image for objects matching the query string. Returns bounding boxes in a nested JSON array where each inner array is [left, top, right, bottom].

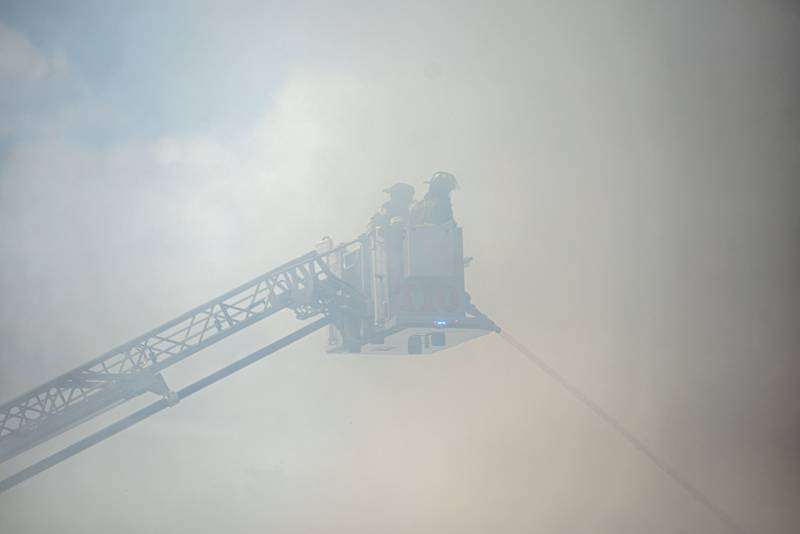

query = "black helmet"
[[426, 171, 458, 193], [383, 182, 415, 201]]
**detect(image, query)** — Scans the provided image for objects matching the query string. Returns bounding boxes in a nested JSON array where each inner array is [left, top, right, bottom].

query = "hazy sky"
[[1, 2, 798, 533]]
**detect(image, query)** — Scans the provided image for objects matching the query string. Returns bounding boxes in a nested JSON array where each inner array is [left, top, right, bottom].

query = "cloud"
[[0, 21, 87, 142], [0, 21, 68, 83]]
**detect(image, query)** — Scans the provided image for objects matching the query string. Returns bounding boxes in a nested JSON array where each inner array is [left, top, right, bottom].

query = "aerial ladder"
[[0, 178, 498, 493]]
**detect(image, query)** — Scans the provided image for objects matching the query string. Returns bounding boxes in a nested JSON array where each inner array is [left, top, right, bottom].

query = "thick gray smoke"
[[1, 2, 798, 533]]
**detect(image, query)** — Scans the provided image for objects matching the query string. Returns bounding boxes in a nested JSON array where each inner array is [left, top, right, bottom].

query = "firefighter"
[[410, 171, 458, 225], [369, 182, 415, 229]]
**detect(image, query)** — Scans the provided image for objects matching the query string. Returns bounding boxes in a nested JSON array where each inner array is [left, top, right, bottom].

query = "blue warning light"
[[434, 320, 447, 327]]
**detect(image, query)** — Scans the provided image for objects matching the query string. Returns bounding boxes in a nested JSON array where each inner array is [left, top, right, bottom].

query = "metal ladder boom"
[[0, 244, 356, 464]]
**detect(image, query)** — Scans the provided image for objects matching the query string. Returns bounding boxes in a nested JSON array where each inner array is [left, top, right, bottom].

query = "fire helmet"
[[382, 182, 415, 201], [426, 171, 458, 193]]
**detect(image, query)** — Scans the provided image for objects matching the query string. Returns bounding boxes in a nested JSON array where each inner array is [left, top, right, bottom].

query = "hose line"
[[498, 330, 748, 534]]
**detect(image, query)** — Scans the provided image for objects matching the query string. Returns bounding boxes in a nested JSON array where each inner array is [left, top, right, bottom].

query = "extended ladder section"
[[0, 243, 361, 465]]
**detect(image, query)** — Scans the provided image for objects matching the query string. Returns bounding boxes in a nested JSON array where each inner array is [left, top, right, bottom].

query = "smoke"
[[1, 2, 798, 533]]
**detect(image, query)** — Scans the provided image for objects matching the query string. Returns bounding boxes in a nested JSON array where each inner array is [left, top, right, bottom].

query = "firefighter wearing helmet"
[[411, 171, 459, 225], [369, 182, 415, 230]]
